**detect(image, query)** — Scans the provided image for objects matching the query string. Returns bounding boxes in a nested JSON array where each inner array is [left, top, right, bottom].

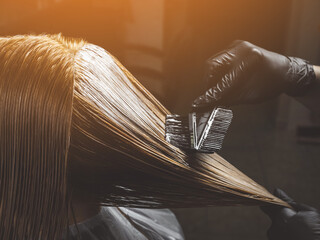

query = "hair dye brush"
[[165, 108, 233, 153]]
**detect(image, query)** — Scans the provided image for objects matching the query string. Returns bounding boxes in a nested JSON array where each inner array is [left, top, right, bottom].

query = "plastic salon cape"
[[64, 207, 185, 240]]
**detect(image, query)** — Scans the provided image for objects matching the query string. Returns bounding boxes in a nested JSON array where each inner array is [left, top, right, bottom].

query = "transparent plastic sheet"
[[64, 207, 185, 240]]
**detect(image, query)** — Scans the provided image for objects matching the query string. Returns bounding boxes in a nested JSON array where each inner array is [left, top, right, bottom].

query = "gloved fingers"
[[193, 50, 260, 108], [273, 188, 296, 206], [273, 189, 317, 212], [206, 40, 250, 68], [191, 82, 235, 109], [204, 41, 251, 87], [261, 205, 296, 222], [291, 202, 317, 212], [192, 86, 222, 110], [262, 189, 297, 220], [204, 49, 238, 88], [205, 40, 256, 74], [280, 208, 296, 220], [206, 50, 235, 69], [215, 52, 261, 94]]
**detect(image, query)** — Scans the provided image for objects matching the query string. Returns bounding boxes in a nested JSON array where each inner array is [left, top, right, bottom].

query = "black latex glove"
[[192, 41, 316, 109], [261, 188, 320, 240]]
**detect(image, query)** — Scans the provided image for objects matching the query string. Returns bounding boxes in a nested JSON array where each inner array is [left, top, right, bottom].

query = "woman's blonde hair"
[[0, 34, 286, 239]]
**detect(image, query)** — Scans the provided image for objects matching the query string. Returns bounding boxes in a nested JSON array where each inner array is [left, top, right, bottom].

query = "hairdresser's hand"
[[261, 188, 320, 240], [192, 40, 316, 109]]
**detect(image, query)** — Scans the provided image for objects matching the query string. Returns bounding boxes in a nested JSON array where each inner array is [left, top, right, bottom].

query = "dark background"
[[1, 0, 320, 239]]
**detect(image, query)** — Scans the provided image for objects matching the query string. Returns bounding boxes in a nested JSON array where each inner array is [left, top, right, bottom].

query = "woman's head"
[[0, 34, 285, 239]]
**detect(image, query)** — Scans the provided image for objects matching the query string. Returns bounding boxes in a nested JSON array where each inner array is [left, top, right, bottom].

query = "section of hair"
[[0, 35, 85, 239], [70, 44, 287, 208]]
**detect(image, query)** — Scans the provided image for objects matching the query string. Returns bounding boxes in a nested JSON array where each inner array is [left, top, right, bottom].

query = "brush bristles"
[[165, 115, 191, 149], [200, 108, 233, 153], [165, 108, 233, 153]]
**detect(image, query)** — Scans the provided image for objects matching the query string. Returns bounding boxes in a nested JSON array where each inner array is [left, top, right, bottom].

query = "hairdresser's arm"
[[295, 65, 320, 112], [192, 41, 319, 112]]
